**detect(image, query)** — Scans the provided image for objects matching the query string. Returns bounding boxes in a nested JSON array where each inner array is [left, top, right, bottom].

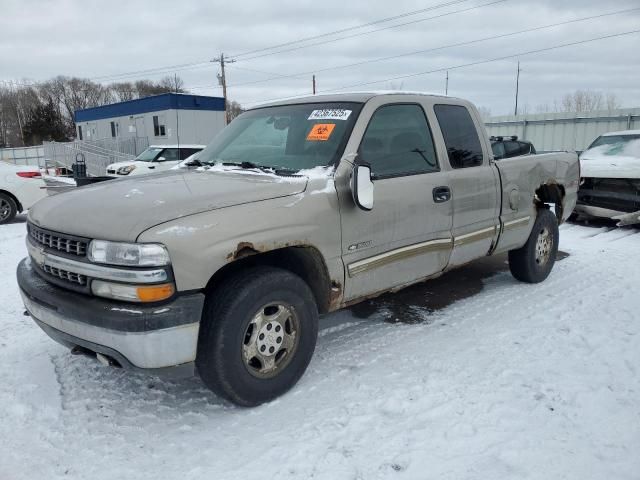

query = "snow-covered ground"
[[1, 215, 639, 480]]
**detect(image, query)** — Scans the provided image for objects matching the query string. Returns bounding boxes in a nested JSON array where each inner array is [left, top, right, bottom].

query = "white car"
[[106, 145, 205, 177], [576, 130, 640, 225], [0, 162, 47, 224]]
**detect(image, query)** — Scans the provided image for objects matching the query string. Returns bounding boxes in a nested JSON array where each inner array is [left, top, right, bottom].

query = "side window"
[[434, 104, 484, 168], [158, 148, 179, 161], [153, 115, 166, 137], [519, 142, 532, 155], [492, 142, 505, 159], [359, 104, 439, 178], [504, 141, 521, 157], [180, 148, 201, 160]]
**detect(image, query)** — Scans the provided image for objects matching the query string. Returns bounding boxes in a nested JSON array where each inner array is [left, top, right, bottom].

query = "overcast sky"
[[2, 0, 639, 115]]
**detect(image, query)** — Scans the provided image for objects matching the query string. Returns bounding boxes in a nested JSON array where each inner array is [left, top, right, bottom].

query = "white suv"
[[107, 145, 205, 177]]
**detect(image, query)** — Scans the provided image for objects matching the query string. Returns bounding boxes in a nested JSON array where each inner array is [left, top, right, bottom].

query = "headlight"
[[91, 280, 175, 303], [88, 240, 170, 267], [117, 165, 136, 175]]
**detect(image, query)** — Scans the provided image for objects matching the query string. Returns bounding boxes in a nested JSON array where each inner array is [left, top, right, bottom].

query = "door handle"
[[148, 166, 155, 169], [433, 186, 451, 203]]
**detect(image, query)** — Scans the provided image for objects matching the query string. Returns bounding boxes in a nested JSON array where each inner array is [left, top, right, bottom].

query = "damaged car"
[[575, 130, 640, 226]]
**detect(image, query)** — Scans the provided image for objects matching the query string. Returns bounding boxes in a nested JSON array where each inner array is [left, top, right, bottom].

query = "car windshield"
[[197, 102, 362, 172], [586, 134, 640, 158], [135, 147, 163, 162], [589, 134, 640, 149]]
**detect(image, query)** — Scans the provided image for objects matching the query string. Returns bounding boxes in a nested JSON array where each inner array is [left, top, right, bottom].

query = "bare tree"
[[560, 90, 605, 113], [110, 82, 136, 102], [605, 92, 621, 110], [477, 106, 492, 120], [227, 100, 244, 122], [157, 75, 185, 93]]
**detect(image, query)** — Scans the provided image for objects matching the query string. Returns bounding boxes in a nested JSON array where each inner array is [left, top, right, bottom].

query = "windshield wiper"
[[222, 161, 268, 170], [221, 161, 299, 176]]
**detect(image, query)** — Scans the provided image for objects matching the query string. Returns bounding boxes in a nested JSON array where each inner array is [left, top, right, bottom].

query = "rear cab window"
[[434, 104, 484, 168]]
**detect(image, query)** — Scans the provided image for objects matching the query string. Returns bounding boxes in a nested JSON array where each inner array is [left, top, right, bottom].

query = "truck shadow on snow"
[[348, 251, 569, 324]]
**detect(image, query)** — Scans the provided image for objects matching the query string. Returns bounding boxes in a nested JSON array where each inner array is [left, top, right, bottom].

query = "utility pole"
[[312, 75, 316, 95], [212, 53, 235, 124], [514, 61, 521, 116], [445, 71, 449, 95]]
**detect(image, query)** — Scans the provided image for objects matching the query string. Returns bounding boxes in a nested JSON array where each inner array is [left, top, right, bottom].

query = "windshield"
[[135, 147, 163, 162], [585, 134, 640, 159], [588, 134, 640, 149], [197, 102, 362, 172]]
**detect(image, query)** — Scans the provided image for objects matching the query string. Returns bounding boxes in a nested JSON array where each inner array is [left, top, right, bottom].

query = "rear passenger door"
[[433, 104, 500, 267], [340, 101, 453, 301]]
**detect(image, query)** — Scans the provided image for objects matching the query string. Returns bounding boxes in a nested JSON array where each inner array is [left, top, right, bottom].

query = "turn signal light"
[[136, 283, 175, 302]]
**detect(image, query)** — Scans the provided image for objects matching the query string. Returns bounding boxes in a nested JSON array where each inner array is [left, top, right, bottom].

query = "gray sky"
[[2, 0, 639, 114]]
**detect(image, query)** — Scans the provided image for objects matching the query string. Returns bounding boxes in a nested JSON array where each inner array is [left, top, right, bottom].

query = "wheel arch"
[[535, 182, 565, 223], [0, 189, 23, 212], [205, 245, 339, 314]]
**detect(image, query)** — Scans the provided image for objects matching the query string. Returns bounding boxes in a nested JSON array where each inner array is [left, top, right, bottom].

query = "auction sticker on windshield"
[[307, 123, 336, 141], [308, 109, 352, 121]]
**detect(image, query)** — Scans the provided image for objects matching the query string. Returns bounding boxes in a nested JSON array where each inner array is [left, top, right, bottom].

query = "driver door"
[[339, 100, 453, 301]]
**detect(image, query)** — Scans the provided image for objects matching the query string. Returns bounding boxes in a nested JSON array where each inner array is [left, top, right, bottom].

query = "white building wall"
[[76, 109, 225, 146]]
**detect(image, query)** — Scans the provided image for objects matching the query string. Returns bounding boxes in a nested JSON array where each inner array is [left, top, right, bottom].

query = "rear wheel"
[[196, 266, 318, 406], [508, 208, 559, 283], [0, 193, 17, 224]]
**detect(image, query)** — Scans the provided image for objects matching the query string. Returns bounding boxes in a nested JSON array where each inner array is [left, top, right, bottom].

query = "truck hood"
[[580, 153, 640, 179], [29, 169, 309, 241]]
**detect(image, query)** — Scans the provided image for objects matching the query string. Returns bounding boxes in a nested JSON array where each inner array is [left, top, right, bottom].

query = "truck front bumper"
[[17, 257, 205, 377]]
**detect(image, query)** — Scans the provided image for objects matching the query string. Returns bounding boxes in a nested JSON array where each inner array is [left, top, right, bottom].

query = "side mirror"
[[351, 164, 374, 211], [156, 156, 166, 162]]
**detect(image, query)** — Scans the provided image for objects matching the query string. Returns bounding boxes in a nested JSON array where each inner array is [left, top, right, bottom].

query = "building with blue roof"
[[74, 93, 226, 146]]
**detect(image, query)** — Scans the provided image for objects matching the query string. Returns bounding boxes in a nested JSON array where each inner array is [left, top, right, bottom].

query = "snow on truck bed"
[[1, 216, 639, 480]]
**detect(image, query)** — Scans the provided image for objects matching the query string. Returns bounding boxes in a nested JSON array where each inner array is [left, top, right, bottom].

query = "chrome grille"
[[42, 264, 87, 286], [29, 224, 88, 256]]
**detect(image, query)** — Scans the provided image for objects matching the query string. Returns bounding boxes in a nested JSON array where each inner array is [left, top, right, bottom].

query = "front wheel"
[[196, 266, 318, 406], [508, 208, 559, 283]]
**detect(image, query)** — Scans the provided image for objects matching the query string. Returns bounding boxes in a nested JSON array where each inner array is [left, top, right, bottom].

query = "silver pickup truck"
[[17, 92, 579, 406]]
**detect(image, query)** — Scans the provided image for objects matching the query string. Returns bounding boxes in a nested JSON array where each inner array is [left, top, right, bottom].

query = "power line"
[[232, 0, 509, 62], [329, 29, 640, 92], [82, 0, 501, 84], [229, 0, 473, 59], [221, 7, 639, 89], [240, 29, 640, 106], [90, 61, 212, 83]]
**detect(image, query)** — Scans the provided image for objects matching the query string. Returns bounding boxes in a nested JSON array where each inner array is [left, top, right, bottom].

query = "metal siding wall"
[[485, 108, 640, 151], [176, 110, 226, 145]]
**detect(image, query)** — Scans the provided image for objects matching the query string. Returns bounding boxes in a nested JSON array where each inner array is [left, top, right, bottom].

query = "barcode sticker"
[[308, 109, 352, 121]]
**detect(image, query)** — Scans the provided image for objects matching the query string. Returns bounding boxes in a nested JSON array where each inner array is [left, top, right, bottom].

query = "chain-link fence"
[[0, 146, 45, 167]]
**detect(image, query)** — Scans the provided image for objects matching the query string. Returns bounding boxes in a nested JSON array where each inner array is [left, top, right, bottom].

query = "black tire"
[[508, 208, 559, 283], [196, 266, 319, 406], [0, 193, 17, 224]]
